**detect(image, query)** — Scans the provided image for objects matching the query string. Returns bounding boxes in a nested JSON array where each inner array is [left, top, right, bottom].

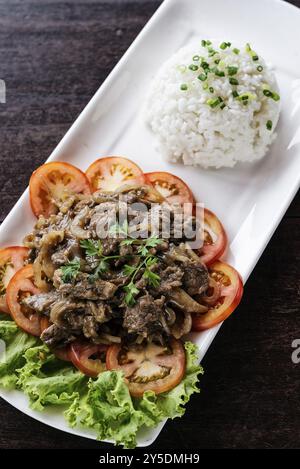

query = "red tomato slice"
[[106, 339, 186, 397], [0, 247, 29, 314], [86, 157, 145, 193], [192, 261, 243, 331], [196, 209, 227, 265], [69, 341, 108, 377], [6, 264, 42, 336], [30, 162, 91, 218], [145, 172, 195, 205]]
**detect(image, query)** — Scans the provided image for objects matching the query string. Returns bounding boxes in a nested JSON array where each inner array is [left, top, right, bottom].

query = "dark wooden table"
[[0, 0, 299, 450]]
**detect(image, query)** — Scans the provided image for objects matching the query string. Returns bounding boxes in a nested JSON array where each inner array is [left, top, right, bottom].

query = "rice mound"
[[145, 41, 280, 168]]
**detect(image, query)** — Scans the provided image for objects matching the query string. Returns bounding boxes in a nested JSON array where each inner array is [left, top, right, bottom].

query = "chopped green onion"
[[220, 103, 226, 110], [252, 55, 259, 61], [206, 40, 212, 46], [207, 97, 222, 108], [233, 48, 240, 54], [201, 60, 210, 70], [180, 84, 188, 91], [257, 65, 263, 72], [220, 42, 228, 50], [193, 55, 200, 61], [237, 92, 256, 102], [178, 64, 186, 73], [232, 90, 239, 98], [209, 86, 214, 93], [189, 64, 199, 71], [197, 73, 207, 81], [229, 77, 239, 85], [209, 50, 217, 57], [214, 58, 220, 64], [242, 100, 248, 105], [201, 40, 207, 47], [227, 66, 238, 76], [202, 83, 209, 90], [213, 67, 225, 77], [245, 43, 252, 52], [266, 120, 273, 130], [263, 89, 280, 101]]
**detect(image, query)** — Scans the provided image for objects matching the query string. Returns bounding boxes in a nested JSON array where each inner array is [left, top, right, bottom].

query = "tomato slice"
[[6, 264, 42, 336], [69, 340, 108, 377], [192, 261, 243, 331], [30, 162, 91, 218], [196, 209, 227, 265], [106, 339, 186, 397], [86, 157, 145, 193], [0, 246, 29, 314], [145, 172, 195, 205]]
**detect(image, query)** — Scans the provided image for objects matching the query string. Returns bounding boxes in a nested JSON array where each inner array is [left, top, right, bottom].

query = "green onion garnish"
[[214, 58, 221, 64], [227, 66, 238, 76], [233, 48, 240, 54], [266, 120, 273, 130], [257, 65, 263, 72], [263, 89, 280, 101], [207, 97, 222, 108], [229, 77, 239, 85], [220, 103, 226, 110], [197, 73, 207, 81], [180, 84, 188, 91], [209, 86, 214, 93], [213, 67, 225, 77], [232, 90, 239, 98], [193, 55, 200, 61], [252, 55, 259, 61], [243, 100, 248, 105], [206, 40, 212, 46], [220, 42, 228, 50], [189, 64, 199, 71], [245, 43, 252, 52], [201, 60, 210, 70], [202, 83, 209, 90], [201, 40, 207, 47]]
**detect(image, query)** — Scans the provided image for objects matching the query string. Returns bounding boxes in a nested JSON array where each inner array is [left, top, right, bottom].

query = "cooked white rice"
[[145, 40, 280, 168]]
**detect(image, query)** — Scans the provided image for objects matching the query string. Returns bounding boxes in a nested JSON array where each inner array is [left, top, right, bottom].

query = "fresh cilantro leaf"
[[137, 245, 149, 257], [145, 236, 164, 249], [123, 264, 137, 277], [80, 239, 102, 257], [124, 282, 139, 306], [61, 258, 81, 283], [120, 239, 135, 247], [143, 269, 161, 288]]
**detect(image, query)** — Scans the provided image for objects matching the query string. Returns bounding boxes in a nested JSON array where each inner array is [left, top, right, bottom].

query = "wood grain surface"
[[0, 0, 299, 450]]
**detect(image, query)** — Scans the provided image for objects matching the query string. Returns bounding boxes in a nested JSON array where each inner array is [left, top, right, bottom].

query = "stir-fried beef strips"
[[23, 186, 209, 348]]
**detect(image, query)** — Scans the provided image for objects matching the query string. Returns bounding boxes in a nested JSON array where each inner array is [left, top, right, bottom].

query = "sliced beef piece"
[[86, 301, 112, 324], [58, 275, 117, 300], [50, 299, 85, 327], [123, 294, 166, 338], [22, 291, 60, 314], [156, 266, 183, 293], [41, 324, 76, 347], [182, 263, 209, 296], [82, 315, 99, 339], [51, 239, 81, 266]]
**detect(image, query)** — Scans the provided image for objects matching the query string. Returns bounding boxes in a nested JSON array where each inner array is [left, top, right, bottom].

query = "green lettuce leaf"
[[17, 345, 87, 411], [0, 319, 38, 388], [65, 341, 203, 448], [0, 313, 203, 448]]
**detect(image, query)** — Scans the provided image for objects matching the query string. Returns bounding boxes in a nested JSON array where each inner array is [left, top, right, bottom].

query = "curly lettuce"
[[0, 315, 203, 448]]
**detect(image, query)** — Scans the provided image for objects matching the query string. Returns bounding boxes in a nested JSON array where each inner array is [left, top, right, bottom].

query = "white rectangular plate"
[[0, 0, 300, 447]]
